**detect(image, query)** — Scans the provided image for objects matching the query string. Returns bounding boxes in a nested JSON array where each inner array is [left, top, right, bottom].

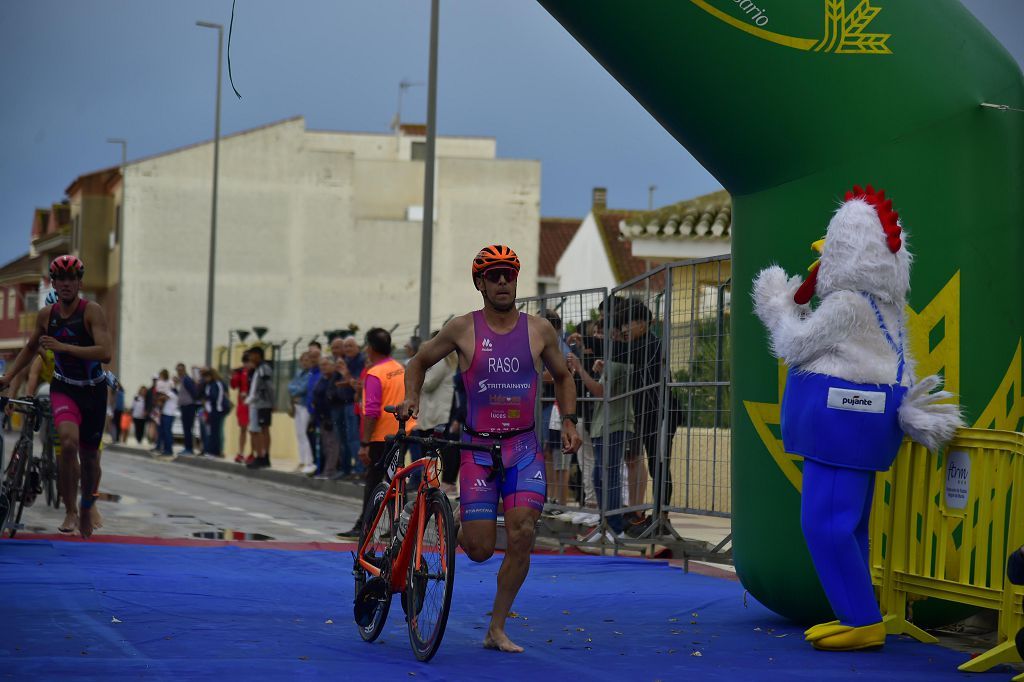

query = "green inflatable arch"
[[539, 0, 1024, 622]]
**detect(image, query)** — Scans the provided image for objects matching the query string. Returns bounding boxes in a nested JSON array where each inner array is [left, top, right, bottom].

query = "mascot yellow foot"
[[810, 622, 886, 651], [803, 620, 839, 640]]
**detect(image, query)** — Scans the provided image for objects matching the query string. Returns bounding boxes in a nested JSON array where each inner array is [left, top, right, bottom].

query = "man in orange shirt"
[[339, 328, 414, 538]]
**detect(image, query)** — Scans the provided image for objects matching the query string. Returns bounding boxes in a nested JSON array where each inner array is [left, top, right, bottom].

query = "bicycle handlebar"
[[0, 396, 41, 412], [0, 396, 44, 432], [384, 405, 505, 483]]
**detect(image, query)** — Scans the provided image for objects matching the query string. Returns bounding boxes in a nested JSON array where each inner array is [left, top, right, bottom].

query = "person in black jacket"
[[619, 297, 676, 537], [200, 367, 230, 457], [312, 355, 345, 478]]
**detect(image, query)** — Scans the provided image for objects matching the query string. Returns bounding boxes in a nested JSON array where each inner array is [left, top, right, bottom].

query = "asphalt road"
[[10, 443, 363, 543]]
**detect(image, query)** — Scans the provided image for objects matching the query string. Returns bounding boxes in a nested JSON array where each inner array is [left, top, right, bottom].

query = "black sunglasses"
[[481, 268, 518, 283]]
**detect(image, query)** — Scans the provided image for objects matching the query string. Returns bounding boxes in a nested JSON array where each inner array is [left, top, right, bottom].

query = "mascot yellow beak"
[[794, 237, 826, 305]]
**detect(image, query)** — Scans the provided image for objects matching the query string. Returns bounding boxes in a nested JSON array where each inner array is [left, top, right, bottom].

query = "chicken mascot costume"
[[753, 185, 965, 651]]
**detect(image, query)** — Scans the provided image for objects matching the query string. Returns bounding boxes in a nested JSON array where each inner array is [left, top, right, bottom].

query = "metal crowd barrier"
[[870, 429, 1024, 674], [509, 255, 732, 561]]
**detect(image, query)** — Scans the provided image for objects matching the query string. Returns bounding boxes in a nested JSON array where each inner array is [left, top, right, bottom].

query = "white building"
[[114, 116, 540, 390], [551, 187, 731, 293]]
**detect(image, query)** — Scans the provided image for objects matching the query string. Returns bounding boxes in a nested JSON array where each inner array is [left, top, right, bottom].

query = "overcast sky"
[[0, 0, 1021, 266]]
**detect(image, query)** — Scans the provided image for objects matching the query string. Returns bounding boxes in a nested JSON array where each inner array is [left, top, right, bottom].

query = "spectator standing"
[[245, 346, 275, 469], [230, 351, 252, 463], [200, 367, 230, 457], [621, 298, 677, 536], [110, 381, 125, 443], [564, 319, 602, 523], [568, 346, 633, 538], [175, 363, 200, 454], [131, 386, 147, 444], [407, 332, 456, 488], [540, 310, 572, 510], [441, 368, 468, 496], [340, 337, 365, 477], [145, 375, 160, 447], [340, 328, 414, 538], [312, 355, 341, 478], [304, 345, 322, 473], [155, 369, 177, 456], [329, 337, 358, 479], [288, 352, 316, 474]]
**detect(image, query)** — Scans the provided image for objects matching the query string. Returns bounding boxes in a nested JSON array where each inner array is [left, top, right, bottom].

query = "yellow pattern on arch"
[[690, 0, 892, 55], [972, 342, 1024, 432], [744, 272, 961, 492]]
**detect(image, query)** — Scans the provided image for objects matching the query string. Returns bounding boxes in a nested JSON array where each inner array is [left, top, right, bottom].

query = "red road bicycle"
[[352, 406, 502, 662]]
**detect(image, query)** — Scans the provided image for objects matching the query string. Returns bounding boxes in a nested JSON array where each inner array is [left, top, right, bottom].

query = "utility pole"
[[418, 0, 440, 341], [197, 20, 224, 367]]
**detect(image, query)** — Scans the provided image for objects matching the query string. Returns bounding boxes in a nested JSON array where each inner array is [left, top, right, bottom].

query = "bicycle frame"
[[357, 454, 442, 595]]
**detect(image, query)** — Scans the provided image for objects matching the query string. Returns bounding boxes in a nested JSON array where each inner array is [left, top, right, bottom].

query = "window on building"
[[411, 141, 426, 161], [6, 288, 15, 319], [24, 291, 39, 312], [73, 214, 81, 252], [0, 290, 5, 320]]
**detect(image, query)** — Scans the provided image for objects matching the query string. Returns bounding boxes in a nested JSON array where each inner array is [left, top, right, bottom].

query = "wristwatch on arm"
[[561, 413, 578, 426]]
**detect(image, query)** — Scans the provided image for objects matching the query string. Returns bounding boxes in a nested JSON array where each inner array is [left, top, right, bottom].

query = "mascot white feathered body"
[[753, 185, 964, 651]]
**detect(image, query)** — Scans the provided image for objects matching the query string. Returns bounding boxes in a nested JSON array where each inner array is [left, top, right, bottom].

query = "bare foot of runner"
[[484, 629, 524, 653], [91, 506, 103, 529], [59, 511, 78, 534], [79, 508, 93, 539]]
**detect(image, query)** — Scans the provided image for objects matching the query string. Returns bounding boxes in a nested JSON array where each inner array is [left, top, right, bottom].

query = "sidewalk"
[[107, 439, 366, 500]]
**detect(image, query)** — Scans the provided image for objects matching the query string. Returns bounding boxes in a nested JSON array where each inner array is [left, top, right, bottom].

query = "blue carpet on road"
[[0, 539, 996, 680]]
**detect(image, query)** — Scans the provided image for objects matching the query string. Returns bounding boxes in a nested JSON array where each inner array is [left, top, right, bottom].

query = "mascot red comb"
[[753, 185, 964, 651]]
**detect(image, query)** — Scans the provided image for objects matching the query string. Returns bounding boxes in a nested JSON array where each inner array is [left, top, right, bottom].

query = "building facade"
[[113, 116, 539, 391]]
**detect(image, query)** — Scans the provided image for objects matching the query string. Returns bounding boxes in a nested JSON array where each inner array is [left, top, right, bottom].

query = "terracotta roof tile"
[[594, 210, 654, 284], [538, 217, 581, 277], [618, 189, 731, 240]]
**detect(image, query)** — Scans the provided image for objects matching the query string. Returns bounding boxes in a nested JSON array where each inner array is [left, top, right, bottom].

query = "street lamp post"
[[197, 20, 223, 368], [107, 137, 127, 377], [418, 0, 439, 345]]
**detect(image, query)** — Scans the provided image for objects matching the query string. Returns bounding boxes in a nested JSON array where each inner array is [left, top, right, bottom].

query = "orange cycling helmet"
[[50, 254, 85, 279], [472, 244, 520, 279]]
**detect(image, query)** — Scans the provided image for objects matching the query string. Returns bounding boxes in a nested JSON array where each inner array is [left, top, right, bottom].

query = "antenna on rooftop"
[[392, 79, 425, 131]]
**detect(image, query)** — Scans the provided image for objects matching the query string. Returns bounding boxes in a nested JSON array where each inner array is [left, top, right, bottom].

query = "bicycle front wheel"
[[406, 487, 457, 662], [356, 483, 395, 642]]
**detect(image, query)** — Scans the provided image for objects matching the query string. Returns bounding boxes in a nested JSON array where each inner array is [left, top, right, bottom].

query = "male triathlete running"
[[0, 255, 112, 538], [401, 244, 582, 653]]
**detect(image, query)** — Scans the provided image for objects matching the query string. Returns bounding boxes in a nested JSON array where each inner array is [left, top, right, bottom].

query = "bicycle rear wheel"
[[406, 487, 457, 662], [355, 482, 395, 642], [5, 444, 30, 538]]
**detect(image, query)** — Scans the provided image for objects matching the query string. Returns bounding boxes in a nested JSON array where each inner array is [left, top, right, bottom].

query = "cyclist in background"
[[0, 256, 113, 538]]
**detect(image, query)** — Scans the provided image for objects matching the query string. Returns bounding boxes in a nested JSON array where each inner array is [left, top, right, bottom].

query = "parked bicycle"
[[352, 405, 503, 662], [0, 396, 45, 538], [35, 396, 60, 509]]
